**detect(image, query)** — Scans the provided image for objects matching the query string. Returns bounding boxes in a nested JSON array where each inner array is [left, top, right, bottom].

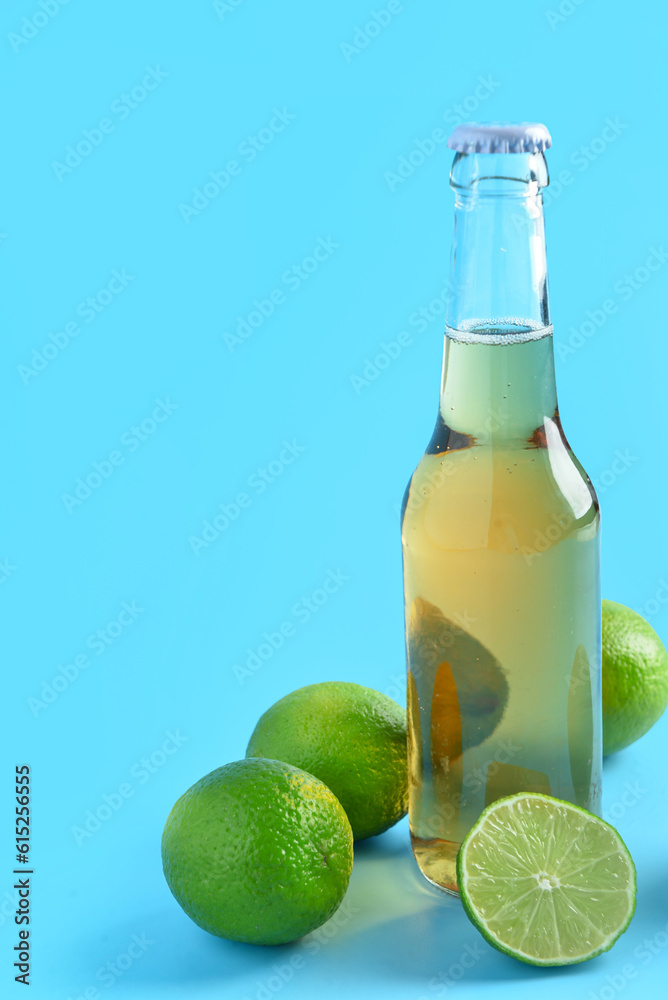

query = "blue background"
[[4, 1, 668, 998]]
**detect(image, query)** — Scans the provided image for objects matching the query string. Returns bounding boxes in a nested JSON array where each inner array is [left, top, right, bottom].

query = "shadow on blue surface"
[[633, 861, 668, 927], [78, 823, 596, 997]]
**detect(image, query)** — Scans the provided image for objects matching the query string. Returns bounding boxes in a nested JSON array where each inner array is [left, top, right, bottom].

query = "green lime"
[[246, 681, 407, 841], [457, 793, 636, 966], [603, 599, 668, 755], [161, 758, 353, 945]]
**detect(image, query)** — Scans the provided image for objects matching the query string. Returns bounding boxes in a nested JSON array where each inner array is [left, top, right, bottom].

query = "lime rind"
[[245, 682, 408, 841], [456, 792, 636, 967], [161, 759, 354, 945]]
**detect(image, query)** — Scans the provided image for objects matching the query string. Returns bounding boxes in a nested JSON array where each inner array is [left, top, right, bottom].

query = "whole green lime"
[[602, 599, 668, 755], [246, 681, 408, 841], [161, 758, 353, 945]]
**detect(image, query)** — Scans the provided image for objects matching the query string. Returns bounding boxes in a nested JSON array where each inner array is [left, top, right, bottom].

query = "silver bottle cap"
[[447, 122, 552, 154]]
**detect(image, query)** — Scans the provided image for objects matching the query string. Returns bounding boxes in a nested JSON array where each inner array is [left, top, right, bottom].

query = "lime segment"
[[457, 793, 636, 966]]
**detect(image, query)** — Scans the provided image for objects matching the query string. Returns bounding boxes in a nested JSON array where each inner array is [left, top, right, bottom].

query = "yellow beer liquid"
[[402, 330, 601, 893]]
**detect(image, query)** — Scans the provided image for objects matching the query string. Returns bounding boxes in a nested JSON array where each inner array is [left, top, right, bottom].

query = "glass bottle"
[[401, 122, 601, 894]]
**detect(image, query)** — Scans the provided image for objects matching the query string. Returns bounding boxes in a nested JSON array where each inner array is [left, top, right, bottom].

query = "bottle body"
[[402, 328, 601, 894]]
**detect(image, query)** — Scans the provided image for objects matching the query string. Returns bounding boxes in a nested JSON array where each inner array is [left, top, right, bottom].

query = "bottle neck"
[[439, 333, 558, 443], [445, 151, 551, 334], [440, 150, 557, 443]]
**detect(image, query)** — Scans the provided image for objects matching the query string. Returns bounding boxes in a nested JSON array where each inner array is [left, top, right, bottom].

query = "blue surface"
[[4, 1, 668, 997]]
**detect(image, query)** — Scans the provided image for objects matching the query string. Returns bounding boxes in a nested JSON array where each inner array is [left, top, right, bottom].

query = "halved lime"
[[457, 793, 636, 966]]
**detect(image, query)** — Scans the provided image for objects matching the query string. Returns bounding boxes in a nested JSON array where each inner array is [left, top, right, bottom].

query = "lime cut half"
[[457, 793, 636, 966]]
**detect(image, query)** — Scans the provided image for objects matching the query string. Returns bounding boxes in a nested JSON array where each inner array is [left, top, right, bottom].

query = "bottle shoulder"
[[402, 415, 599, 549]]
